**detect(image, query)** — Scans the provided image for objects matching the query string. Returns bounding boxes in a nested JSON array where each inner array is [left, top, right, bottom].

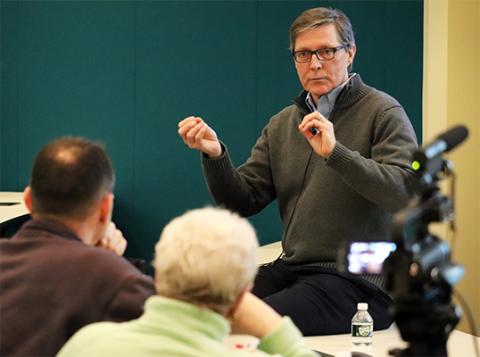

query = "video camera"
[[338, 125, 469, 357]]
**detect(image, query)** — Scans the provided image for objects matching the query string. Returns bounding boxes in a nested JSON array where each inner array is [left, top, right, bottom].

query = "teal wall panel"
[[1, 0, 423, 266], [129, 1, 260, 262]]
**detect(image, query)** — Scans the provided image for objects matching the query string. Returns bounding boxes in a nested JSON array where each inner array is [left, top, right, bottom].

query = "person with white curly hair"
[[58, 207, 317, 357]]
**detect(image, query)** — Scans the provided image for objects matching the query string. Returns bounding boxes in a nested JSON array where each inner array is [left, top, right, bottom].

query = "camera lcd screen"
[[347, 242, 397, 274]]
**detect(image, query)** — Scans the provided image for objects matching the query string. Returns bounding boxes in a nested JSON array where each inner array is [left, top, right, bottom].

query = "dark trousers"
[[252, 259, 392, 336]]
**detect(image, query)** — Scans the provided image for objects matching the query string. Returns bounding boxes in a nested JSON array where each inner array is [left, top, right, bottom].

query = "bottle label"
[[352, 324, 373, 337]]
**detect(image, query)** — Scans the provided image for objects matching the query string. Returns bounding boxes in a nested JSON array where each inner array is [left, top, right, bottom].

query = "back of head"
[[30, 136, 115, 220], [289, 7, 355, 51], [153, 207, 258, 315]]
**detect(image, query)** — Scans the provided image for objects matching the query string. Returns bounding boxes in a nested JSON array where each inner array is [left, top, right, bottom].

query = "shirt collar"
[[305, 73, 357, 117]]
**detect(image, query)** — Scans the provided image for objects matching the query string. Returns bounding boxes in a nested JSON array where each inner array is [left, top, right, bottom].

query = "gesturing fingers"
[[298, 111, 336, 158], [178, 116, 201, 138], [178, 116, 201, 128], [177, 115, 221, 157], [184, 121, 206, 147], [298, 112, 330, 137]]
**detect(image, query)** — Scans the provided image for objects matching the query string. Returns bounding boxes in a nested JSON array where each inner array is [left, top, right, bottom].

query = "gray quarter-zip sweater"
[[202, 75, 418, 265]]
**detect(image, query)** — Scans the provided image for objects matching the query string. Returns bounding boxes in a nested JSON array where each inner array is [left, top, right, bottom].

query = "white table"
[[0, 192, 28, 223], [256, 241, 283, 265], [0, 192, 30, 236], [228, 324, 479, 357], [255, 242, 480, 356], [303, 326, 479, 357]]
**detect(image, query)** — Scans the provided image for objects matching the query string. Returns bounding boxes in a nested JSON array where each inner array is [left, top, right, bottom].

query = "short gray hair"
[[153, 207, 258, 315], [289, 7, 355, 51]]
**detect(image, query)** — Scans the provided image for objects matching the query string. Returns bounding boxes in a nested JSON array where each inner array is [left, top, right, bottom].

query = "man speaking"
[[178, 7, 418, 335]]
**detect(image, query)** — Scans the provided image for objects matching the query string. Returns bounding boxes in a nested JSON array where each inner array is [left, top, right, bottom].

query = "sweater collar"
[[334, 73, 371, 108], [293, 74, 370, 115], [138, 296, 230, 341]]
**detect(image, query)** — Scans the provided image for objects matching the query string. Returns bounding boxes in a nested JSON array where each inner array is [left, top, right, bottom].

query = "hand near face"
[[298, 111, 336, 158], [96, 222, 127, 256], [230, 292, 282, 338], [178, 116, 222, 158]]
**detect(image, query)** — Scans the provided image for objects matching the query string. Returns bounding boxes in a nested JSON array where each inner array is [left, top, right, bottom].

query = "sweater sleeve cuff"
[[257, 317, 313, 355], [326, 142, 354, 172], [201, 142, 234, 172]]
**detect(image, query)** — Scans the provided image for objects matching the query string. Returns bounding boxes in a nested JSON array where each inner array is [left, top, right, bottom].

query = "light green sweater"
[[57, 296, 317, 357]]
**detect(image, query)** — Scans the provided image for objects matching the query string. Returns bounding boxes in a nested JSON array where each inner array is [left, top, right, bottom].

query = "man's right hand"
[[178, 116, 222, 158], [96, 222, 127, 256]]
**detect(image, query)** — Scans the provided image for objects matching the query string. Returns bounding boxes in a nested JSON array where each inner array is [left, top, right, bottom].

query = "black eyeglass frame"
[[292, 45, 349, 63]]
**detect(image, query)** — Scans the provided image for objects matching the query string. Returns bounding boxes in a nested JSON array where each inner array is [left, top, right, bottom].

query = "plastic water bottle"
[[351, 302, 373, 346]]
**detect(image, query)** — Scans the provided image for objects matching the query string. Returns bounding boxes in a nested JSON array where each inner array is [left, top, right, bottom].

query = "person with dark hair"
[[178, 7, 418, 335], [0, 137, 155, 357]]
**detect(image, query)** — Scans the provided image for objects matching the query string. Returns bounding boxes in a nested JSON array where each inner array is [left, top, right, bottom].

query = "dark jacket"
[[0, 218, 156, 357]]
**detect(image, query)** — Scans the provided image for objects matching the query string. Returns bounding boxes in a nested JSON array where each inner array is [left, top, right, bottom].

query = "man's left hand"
[[298, 111, 336, 158]]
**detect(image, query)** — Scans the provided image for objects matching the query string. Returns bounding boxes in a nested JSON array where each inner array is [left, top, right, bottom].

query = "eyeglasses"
[[292, 45, 348, 63]]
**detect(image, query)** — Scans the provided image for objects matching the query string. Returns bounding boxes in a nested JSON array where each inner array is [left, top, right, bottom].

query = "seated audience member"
[[57, 207, 317, 357], [0, 137, 155, 357]]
